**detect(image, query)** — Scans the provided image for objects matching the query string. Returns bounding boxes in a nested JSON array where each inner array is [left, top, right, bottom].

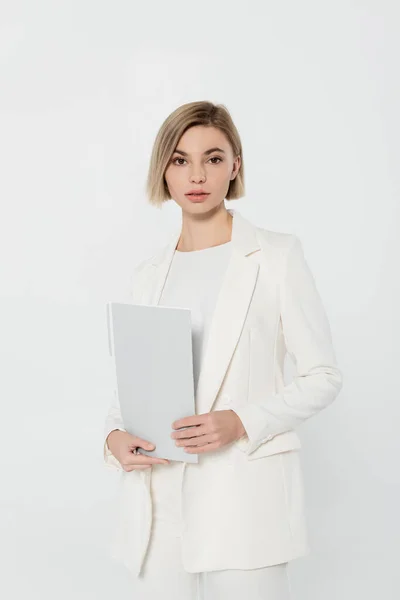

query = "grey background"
[[0, 1, 398, 598]]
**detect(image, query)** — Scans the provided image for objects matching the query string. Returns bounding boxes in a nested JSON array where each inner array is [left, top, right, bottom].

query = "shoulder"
[[129, 238, 171, 287], [248, 223, 310, 286], [133, 254, 156, 275], [254, 224, 302, 260], [129, 254, 157, 290]]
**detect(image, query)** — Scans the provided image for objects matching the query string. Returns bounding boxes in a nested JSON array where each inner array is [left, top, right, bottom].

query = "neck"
[[176, 205, 233, 252]]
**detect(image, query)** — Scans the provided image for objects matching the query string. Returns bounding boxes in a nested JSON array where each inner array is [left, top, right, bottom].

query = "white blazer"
[[103, 208, 343, 578]]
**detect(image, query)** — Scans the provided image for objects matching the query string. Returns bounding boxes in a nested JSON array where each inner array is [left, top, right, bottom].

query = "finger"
[[131, 439, 155, 451], [172, 414, 206, 430], [124, 464, 152, 471], [184, 441, 220, 454], [178, 433, 215, 447], [124, 455, 169, 466], [173, 425, 207, 440], [137, 456, 169, 464]]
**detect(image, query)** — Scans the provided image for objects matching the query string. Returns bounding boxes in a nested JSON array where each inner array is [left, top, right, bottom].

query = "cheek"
[[213, 165, 231, 182], [164, 167, 175, 187], [165, 168, 187, 192]]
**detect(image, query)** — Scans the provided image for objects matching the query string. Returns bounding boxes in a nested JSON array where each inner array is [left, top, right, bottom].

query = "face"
[[164, 125, 241, 215]]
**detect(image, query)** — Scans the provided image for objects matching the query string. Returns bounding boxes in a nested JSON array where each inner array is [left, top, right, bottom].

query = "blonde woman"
[[104, 101, 343, 599]]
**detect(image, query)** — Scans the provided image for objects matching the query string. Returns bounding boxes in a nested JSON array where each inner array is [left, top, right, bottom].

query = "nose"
[[190, 168, 206, 183]]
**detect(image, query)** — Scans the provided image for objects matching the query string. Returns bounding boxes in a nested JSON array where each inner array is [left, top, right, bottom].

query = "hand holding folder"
[[106, 428, 170, 469]]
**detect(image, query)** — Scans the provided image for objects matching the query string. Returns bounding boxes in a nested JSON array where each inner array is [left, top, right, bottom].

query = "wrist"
[[230, 410, 247, 440], [106, 428, 124, 446]]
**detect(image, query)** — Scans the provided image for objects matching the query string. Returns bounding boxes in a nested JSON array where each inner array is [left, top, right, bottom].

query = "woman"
[[103, 101, 343, 599]]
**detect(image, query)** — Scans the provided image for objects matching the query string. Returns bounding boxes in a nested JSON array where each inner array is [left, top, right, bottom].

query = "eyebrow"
[[172, 147, 226, 157]]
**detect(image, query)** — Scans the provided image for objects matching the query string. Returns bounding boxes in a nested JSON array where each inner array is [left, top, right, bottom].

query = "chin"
[[181, 198, 225, 214]]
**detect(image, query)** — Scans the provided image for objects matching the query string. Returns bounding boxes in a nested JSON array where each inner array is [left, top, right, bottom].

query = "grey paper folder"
[[106, 302, 198, 463]]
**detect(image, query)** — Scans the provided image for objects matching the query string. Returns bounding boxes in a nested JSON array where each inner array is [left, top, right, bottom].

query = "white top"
[[152, 240, 233, 525], [159, 240, 232, 396]]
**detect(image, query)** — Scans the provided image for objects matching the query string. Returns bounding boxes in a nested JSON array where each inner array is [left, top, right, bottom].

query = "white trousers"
[[131, 460, 293, 599]]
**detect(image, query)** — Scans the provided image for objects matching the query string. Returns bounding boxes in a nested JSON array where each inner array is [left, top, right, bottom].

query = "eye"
[[171, 156, 223, 166], [171, 157, 187, 166]]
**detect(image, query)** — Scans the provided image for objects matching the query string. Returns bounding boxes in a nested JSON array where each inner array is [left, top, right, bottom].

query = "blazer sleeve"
[[103, 388, 127, 470], [231, 235, 343, 456]]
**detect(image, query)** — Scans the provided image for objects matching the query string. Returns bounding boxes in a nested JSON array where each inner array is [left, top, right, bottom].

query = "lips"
[[185, 192, 210, 202]]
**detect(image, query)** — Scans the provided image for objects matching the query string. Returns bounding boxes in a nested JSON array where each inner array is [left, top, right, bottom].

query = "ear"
[[231, 155, 241, 179]]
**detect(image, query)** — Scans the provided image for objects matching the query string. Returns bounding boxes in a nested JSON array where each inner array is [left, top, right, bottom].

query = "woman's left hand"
[[171, 410, 247, 454]]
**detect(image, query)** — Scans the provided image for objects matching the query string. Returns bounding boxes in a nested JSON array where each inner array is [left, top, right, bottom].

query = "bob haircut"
[[145, 101, 245, 208]]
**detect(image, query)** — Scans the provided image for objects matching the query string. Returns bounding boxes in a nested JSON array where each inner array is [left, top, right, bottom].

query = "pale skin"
[[107, 125, 247, 471]]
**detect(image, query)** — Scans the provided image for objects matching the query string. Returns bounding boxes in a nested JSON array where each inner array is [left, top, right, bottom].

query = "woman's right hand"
[[106, 430, 170, 471]]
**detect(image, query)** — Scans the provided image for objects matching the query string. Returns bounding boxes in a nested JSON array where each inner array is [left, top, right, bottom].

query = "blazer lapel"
[[136, 208, 261, 415], [138, 234, 181, 306], [196, 246, 259, 415]]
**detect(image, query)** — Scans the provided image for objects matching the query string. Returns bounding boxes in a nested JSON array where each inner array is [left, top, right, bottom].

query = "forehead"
[[175, 125, 230, 154]]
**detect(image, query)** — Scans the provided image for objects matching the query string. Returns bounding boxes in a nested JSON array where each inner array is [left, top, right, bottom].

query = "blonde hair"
[[145, 101, 245, 207]]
